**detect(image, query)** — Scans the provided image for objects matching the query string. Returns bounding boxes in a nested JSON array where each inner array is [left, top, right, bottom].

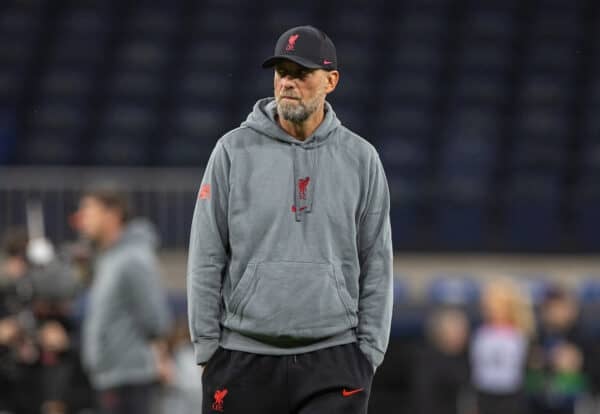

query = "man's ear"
[[325, 70, 339, 94]]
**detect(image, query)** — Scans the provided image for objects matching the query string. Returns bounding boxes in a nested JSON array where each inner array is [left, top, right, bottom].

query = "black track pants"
[[202, 342, 374, 414]]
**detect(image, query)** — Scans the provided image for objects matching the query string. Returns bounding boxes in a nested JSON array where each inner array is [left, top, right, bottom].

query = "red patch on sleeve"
[[198, 183, 211, 200]]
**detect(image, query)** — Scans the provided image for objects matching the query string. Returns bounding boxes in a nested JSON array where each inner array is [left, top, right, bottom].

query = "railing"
[[0, 167, 203, 248]]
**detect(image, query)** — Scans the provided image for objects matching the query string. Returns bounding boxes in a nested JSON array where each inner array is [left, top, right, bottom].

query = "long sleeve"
[[357, 150, 394, 371], [187, 140, 231, 365]]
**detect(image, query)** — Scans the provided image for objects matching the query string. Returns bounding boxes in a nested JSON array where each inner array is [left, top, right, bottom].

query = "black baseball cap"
[[262, 25, 337, 70]]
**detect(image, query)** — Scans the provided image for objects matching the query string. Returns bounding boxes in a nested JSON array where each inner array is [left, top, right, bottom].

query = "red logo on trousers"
[[212, 388, 228, 412]]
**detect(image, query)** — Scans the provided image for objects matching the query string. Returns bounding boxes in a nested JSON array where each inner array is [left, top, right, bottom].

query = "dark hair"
[[2, 227, 29, 258], [82, 188, 132, 223]]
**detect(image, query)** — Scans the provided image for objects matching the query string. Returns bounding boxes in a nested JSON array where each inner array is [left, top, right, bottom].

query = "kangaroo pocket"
[[225, 261, 354, 340]]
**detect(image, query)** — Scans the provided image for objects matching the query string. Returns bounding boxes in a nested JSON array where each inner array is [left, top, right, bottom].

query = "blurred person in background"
[[527, 286, 588, 414], [413, 307, 470, 414], [1, 226, 88, 414], [0, 228, 38, 414], [470, 279, 535, 414], [187, 25, 393, 414], [76, 188, 173, 414]]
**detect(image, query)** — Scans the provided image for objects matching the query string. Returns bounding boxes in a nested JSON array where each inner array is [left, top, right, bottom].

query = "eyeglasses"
[[275, 66, 316, 80]]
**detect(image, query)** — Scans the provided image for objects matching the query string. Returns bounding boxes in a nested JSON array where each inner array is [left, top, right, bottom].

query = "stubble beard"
[[276, 94, 322, 124]]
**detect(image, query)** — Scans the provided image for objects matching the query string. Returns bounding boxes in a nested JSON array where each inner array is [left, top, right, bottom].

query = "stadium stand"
[[1, 0, 599, 253]]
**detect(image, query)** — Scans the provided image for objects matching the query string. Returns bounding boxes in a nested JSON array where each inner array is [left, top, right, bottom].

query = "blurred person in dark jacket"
[[0, 227, 42, 414], [1, 227, 88, 414], [76, 188, 173, 414], [414, 307, 470, 414], [527, 286, 588, 414]]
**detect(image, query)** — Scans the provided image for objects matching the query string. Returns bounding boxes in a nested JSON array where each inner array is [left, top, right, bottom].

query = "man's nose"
[[279, 75, 296, 86]]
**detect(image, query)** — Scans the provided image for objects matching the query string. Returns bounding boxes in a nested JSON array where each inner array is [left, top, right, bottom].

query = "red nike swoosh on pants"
[[342, 388, 364, 397]]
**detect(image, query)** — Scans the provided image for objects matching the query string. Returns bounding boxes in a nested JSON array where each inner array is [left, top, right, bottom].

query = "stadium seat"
[[432, 175, 490, 249], [503, 173, 563, 250], [381, 70, 439, 104], [378, 135, 429, 175], [426, 276, 481, 306], [577, 279, 600, 304], [516, 277, 552, 306], [572, 176, 600, 250], [388, 173, 425, 249], [89, 134, 152, 166]]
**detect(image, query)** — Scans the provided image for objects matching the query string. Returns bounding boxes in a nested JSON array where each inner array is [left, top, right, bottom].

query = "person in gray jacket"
[[77, 188, 172, 414], [187, 25, 393, 414]]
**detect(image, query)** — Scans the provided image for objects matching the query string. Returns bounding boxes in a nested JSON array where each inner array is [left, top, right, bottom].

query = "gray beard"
[[276, 98, 319, 124]]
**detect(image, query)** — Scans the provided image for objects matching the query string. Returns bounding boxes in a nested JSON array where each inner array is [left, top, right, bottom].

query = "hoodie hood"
[[118, 218, 160, 250], [241, 97, 341, 221]]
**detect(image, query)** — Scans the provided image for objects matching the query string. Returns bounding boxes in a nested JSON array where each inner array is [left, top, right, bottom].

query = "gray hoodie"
[[187, 98, 393, 371], [82, 219, 172, 389]]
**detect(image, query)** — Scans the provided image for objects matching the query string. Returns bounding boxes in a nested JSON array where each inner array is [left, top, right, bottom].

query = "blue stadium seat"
[[391, 39, 444, 72], [581, 103, 600, 139], [184, 39, 239, 70], [177, 71, 234, 105], [524, 41, 579, 72], [452, 72, 509, 105], [516, 277, 551, 306], [0, 68, 26, 105], [572, 176, 600, 250], [330, 72, 370, 104], [128, 6, 178, 36], [458, 43, 512, 74], [332, 8, 381, 32], [461, 9, 517, 41], [388, 173, 425, 248], [426, 276, 481, 306], [530, 10, 583, 41], [28, 99, 88, 137], [263, 9, 317, 35], [381, 70, 438, 104], [577, 278, 600, 304], [331, 104, 368, 136], [18, 132, 82, 165], [108, 70, 164, 101], [440, 106, 500, 174], [100, 103, 158, 136], [39, 69, 94, 101], [378, 135, 429, 175], [158, 135, 217, 166], [518, 74, 574, 106], [503, 173, 562, 250], [433, 175, 490, 248], [510, 137, 567, 171], [191, 10, 244, 41], [396, 9, 448, 41], [89, 135, 152, 166], [579, 139, 600, 176], [335, 39, 377, 74], [378, 104, 434, 138], [513, 107, 571, 141]]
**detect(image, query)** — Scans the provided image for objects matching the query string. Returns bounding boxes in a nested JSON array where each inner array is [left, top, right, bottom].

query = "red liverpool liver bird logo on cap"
[[212, 388, 228, 412], [286, 34, 299, 51]]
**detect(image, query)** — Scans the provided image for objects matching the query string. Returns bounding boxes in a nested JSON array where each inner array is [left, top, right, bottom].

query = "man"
[[77, 189, 172, 414], [187, 25, 393, 414]]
